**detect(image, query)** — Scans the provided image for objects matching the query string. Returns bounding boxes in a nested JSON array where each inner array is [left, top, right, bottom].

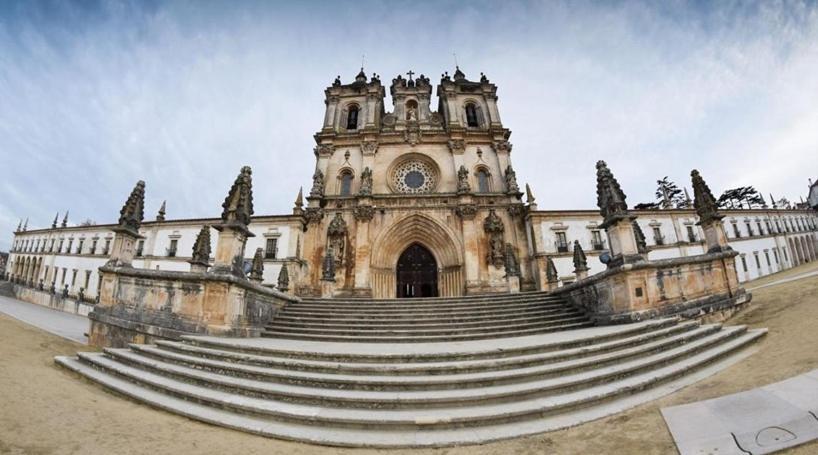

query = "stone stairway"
[[56, 312, 766, 447], [263, 292, 594, 342]]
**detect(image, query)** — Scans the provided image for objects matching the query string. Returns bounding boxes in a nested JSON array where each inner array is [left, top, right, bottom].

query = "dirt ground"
[[2, 262, 818, 455]]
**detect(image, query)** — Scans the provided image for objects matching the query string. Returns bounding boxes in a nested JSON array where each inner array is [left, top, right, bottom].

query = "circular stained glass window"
[[393, 160, 436, 193]]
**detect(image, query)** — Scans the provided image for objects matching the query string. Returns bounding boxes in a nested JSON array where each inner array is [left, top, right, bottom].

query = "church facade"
[[5, 68, 818, 301]]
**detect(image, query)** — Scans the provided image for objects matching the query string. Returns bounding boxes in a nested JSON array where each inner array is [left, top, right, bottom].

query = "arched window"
[[346, 105, 359, 130], [339, 171, 353, 196], [476, 168, 490, 193], [465, 103, 479, 128]]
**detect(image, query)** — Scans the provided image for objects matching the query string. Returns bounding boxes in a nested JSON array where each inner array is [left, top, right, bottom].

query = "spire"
[[277, 264, 290, 292], [596, 160, 629, 227], [61, 211, 69, 228], [220, 166, 254, 228], [249, 248, 264, 282], [294, 187, 303, 208], [453, 66, 465, 81], [190, 225, 211, 267], [525, 183, 536, 204], [22, 218, 28, 231], [572, 240, 589, 273], [683, 187, 692, 207], [156, 200, 166, 222], [355, 67, 367, 83], [16, 219, 21, 232], [759, 193, 767, 208], [690, 170, 723, 225], [116, 181, 145, 235], [52, 212, 59, 229], [770, 193, 777, 209]]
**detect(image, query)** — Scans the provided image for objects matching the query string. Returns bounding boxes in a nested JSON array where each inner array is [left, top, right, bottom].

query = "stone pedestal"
[[507, 275, 520, 293], [604, 217, 644, 267], [106, 228, 141, 268], [701, 220, 731, 253], [211, 224, 253, 277], [321, 280, 335, 298]]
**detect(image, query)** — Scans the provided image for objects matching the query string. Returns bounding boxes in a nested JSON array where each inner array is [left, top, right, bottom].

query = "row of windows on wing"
[[341, 101, 485, 130], [335, 167, 493, 196]]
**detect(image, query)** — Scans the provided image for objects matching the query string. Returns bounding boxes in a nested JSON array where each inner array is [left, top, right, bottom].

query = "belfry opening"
[[396, 243, 438, 298]]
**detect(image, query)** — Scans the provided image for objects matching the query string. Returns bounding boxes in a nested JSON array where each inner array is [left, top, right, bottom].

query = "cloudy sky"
[[1, 0, 817, 250]]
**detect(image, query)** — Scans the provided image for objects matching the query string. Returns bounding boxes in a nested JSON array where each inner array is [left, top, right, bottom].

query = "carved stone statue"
[[327, 213, 347, 267], [321, 246, 336, 281], [310, 169, 325, 198], [457, 165, 471, 195], [358, 167, 373, 196], [504, 243, 520, 277], [483, 209, 505, 267], [505, 165, 520, 194]]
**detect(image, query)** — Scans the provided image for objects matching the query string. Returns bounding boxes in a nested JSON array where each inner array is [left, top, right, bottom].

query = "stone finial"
[[277, 264, 290, 291], [156, 200, 166, 222], [52, 213, 59, 229], [572, 240, 589, 273], [525, 184, 536, 204], [358, 167, 373, 196], [22, 218, 28, 231], [683, 187, 693, 208], [505, 165, 520, 195], [293, 187, 304, 215], [310, 169, 325, 198], [546, 256, 559, 283], [770, 193, 777, 209], [221, 166, 254, 228], [249, 248, 264, 282], [456, 165, 471, 195], [691, 170, 723, 225], [117, 181, 145, 235], [321, 246, 336, 281], [596, 161, 629, 227], [61, 211, 68, 228], [190, 225, 212, 267], [15, 219, 21, 232], [632, 221, 648, 254]]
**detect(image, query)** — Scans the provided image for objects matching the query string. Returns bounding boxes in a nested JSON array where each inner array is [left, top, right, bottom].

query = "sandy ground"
[[2, 262, 818, 455]]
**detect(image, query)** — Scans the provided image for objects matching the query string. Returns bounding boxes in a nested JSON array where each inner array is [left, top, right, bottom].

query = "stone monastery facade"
[[6, 68, 818, 302]]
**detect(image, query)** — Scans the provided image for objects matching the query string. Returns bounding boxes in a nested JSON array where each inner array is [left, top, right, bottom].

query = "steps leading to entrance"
[[56, 317, 766, 447], [264, 292, 594, 342]]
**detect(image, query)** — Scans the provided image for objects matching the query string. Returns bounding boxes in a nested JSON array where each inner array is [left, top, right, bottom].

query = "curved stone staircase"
[[56, 294, 766, 448]]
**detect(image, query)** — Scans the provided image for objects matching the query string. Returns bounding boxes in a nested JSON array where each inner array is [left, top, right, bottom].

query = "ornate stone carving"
[[221, 166, 254, 228], [392, 160, 436, 194], [358, 167, 373, 196], [156, 200, 166, 222], [505, 243, 520, 277], [691, 169, 723, 225], [117, 180, 145, 236], [506, 204, 525, 218], [353, 205, 375, 222], [494, 141, 512, 153], [327, 212, 347, 266], [277, 264, 289, 291], [483, 209, 506, 267], [314, 144, 335, 156], [304, 207, 324, 224], [572, 240, 589, 273], [361, 140, 378, 156], [546, 256, 559, 283], [190, 225, 212, 267], [447, 139, 465, 154], [633, 221, 648, 254], [51, 213, 58, 229], [321, 246, 336, 281], [596, 160, 629, 228], [455, 204, 477, 220], [404, 124, 422, 145], [249, 248, 264, 282], [505, 165, 520, 194], [309, 169, 325, 198], [456, 165, 471, 195]]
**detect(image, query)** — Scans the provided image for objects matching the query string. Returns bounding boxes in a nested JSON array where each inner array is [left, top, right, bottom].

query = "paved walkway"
[[746, 269, 818, 291], [0, 295, 88, 344]]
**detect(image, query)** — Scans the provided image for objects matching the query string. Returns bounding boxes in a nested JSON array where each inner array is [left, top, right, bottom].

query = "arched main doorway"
[[396, 243, 438, 298]]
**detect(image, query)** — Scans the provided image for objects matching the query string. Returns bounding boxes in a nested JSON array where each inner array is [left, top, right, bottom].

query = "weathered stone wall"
[[10, 283, 95, 316], [88, 266, 298, 348], [555, 251, 751, 324]]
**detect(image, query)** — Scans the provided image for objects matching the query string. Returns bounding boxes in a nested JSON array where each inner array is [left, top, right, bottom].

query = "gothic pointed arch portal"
[[370, 213, 465, 298], [397, 243, 438, 298]]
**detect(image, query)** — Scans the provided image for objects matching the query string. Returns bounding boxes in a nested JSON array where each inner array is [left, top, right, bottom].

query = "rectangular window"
[[764, 251, 771, 267], [50, 239, 55, 253], [103, 239, 110, 255], [591, 230, 604, 250], [60, 268, 67, 285], [754, 253, 761, 270], [756, 222, 763, 236], [84, 270, 91, 290], [745, 223, 754, 237], [167, 239, 178, 257], [555, 232, 568, 252], [71, 269, 77, 287], [67, 239, 73, 253], [265, 238, 278, 259], [741, 256, 748, 272], [686, 226, 696, 243], [652, 227, 664, 245], [765, 221, 772, 234], [77, 239, 84, 254], [91, 239, 98, 254], [775, 220, 781, 232], [783, 247, 789, 262], [136, 240, 144, 257], [773, 248, 779, 264], [732, 223, 741, 238]]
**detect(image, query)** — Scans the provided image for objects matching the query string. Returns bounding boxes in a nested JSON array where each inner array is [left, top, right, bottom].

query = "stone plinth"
[[555, 251, 750, 325], [88, 265, 298, 348]]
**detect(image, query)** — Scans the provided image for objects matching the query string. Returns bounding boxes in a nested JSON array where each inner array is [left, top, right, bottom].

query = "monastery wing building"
[[5, 68, 818, 303]]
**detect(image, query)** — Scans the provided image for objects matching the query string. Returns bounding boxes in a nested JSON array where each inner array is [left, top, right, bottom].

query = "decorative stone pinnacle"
[[525, 183, 536, 204], [249, 248, 264, 282], [117, 181, 145, 235], [52, 213, 59, 229], [61, 211, 68, 228], [156, 200, 166, 222], [596, 160, 629, 227], [277, 264, 290, 291], [546, 256, 559, 283], [221, 166, 254, 227], [294, 187, 303, 208], [190, 225, 212, 266], [632, 221, 648, 254], [22, 218, 28, 231], [573, 240, 589, 273], [15, 219, 21, 232], [691, 170, 723, 225]]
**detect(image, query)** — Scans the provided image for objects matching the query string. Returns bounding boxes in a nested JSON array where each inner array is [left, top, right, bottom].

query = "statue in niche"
[[310, 169, 325, 198], [483, 209, 506, 268], [505, 165, 520, 194], [406, 106, 417, 122], [457, 165, 471, 195], [358, 167, 373, 196], [327, 213, 347, 267]]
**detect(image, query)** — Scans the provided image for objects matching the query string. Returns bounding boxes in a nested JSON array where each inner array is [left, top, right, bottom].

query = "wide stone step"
[[298, 291, 555, 306], [152, 320, 699, 376], [117, 324, 723, 394], [269, 311, 585, 331], [279, 303, 568, 319], [56, 328, 765, 434], [274, 305, 577, 324], [183, 319, 679, 363], [265, 314, 591, 336], [262, 320, 595, 343], [285, 300, 567, 314]]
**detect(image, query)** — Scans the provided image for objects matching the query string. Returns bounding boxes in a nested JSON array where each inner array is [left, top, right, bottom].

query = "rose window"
[[392, 160, 436, 193]]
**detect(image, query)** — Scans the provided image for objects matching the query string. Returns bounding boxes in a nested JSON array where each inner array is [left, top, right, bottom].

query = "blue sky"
[[1, 0, 817, 250]]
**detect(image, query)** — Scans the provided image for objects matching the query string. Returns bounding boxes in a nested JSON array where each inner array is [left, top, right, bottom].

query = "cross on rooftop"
[[406, 70, 415, 81]]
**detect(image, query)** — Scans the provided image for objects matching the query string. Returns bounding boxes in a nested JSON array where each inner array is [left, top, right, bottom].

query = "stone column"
[[456, 196, 480, 293], [212, 167, 255, 278], [107, 181, 146, 268], [596, 161, 644, 268], [691, 170, 732, 254], [352, 201, 375, 296]]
